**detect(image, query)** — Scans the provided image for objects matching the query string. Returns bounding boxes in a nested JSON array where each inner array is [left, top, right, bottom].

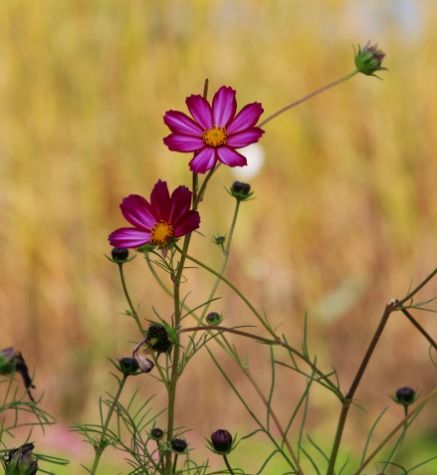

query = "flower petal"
[[226, 127, 264, 148], [189, 147, 217, 173], [186, 95, 212, 129], [120, 195, 156, 230], [174, 210, 201, 237], [227, 102, 264, 134], [169, 186, 192, 223], [163, 133, 204, 152], [212, 86, 237, 127], [150, 180, 171, 221], [216, 146, 247, 167], [164, 110, 203, 136], [108, 227, 151, 248]]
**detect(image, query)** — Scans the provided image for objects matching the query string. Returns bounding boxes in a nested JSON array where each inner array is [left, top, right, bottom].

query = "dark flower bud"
[[395, 386, 416, 406], [0, 348, 18, 375], [111, 247, 129, 262], [230, 181, 252, 201], [119, 357, 139, 376], [211, 429, 233, 454], [206, 312, 222, 325], [0, 349, 35, 401], [213, 235, 226, 246], [6, 443, 38, 475], [354, 42, 386, 76], [150, 427, 164, 441], [171, 438, 187, 453], [145, 324, 173, 353]]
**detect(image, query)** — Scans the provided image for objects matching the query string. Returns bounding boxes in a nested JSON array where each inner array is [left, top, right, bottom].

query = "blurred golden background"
[[0, 0, 436, 472]]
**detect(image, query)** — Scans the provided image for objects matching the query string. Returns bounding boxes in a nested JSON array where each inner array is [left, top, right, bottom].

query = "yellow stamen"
[[151, 220, 174, 245], [202, 126, 227, 147]]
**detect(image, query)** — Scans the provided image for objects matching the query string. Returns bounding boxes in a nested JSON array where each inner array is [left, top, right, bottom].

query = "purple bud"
[[171, 438, 187, 453], [395, 386, 416, 406], [211, 429, 233, 454]]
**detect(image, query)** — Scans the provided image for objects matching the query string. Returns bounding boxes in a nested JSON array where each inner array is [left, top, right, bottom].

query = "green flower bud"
[[0, 348, 18, 375], [145, 324, 173, 353], [150, 427, 164, 441], [5, 443, 38, 475], [230, 181, 253, 201], [206, 312, 222, 325], [354, 42, 386, 76]]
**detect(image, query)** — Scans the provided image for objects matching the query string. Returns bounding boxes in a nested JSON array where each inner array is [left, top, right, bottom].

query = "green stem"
[[172, 453, 178, 474], [179, 249, 276, 338], [200, 200, 240, 322], [223, 454, 235, 475], [258, 70, 358, 127], [89, 374, 128, 475], [354, 390, 436, 474], [118, 263, 144, 334], [179, 325, 340, 395]]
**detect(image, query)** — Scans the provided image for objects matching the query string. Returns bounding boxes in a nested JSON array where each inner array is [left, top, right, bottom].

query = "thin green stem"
[[179, 249, 276, 338], [118, 263, 144, 334], [179, 325, 340, 396], [171, 453, 178, 474], [258, 70, 358, 127], [200, 200, 241, 322], [354, 390, 436, 474], [223, 454, 235, 475], [89, 374, 128, 475]]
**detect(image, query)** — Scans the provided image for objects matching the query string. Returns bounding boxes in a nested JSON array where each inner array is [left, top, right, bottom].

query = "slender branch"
[[180, 249, 277, 338], [118, 263, 144, 334], [223, 454, 235, 475], [327, 268, 437, 474], [199, 199, 240, 322], [397, 268, 437, 306], [354, 390, 436, 474], [89, 374, 128, 475], [258, 70, 358, 127], [244, 368, 305, 474], [179, 325, 340, 395], [400, 308, 437, 350], [326, 302, 394, 474]]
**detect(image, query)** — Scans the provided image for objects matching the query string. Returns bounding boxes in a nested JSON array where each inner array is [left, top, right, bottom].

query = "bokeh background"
[[0, 0, 436, 473]]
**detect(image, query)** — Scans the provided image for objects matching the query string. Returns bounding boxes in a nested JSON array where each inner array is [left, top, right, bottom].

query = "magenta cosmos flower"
[[108, 180, 200, 249], [163, 86, 264, 173]]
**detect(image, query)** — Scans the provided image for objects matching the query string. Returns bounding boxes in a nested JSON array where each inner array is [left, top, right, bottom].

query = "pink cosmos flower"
[[108, 180, 200, 249], [163, 86, 264, 173]]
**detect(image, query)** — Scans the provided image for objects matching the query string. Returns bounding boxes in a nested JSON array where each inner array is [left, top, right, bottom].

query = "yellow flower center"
[[202, 126, 227, 147], [151, 220, 174, 245]]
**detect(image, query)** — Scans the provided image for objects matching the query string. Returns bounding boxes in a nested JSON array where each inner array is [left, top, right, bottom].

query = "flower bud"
[[150, 427, 164, 441], [0, 348, 18, 375], [134, 354, 154, 373], [119, 357, 139, 376], [5, 443, 38, 475], [111, 247, 129, 262], [395, 386, 416, 406], [145, 324, 173, 353], [211, 429, 233, 454], [354, 42, 386, 76], [206, 312, 222, 325], [171, 438, 187, 453], [230, 181, 252, 201]]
